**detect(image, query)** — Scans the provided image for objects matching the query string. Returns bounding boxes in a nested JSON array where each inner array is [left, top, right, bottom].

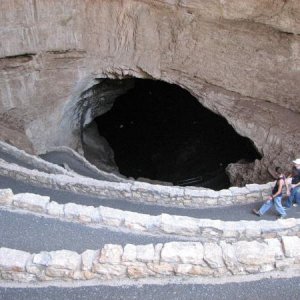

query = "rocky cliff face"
[[0, 0, 299, 185]]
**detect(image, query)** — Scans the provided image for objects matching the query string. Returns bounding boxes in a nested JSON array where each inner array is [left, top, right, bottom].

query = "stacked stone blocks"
[[1, 189, 300, 244], [1, 237, 300, 282]]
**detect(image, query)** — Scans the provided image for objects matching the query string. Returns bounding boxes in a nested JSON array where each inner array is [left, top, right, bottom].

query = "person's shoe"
[[283, 206, 290, 209], [252, 209, 261, 216], [292, 203, 298, 207], [278, 214, 286, 219]]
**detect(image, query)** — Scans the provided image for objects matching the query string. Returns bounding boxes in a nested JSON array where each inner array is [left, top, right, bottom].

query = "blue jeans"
[[259, 195, 286, 216], [285, 186, 300, 208], [297, 189, 300, 203]]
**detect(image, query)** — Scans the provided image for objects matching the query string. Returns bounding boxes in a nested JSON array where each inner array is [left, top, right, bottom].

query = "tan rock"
[[79, 205, 100, 223], [33, 252, 52, 266], [204, 243, 225, 268], [83, 270, 98, 280], [126, 262, 154, 278], [99, 206, 124, 227], [136, 244, 155, 262], [174, 263, 193, 275], [0, 189, 13, 205], [190, 265, 214, 276], [234, 241, 275, 265], [82, 250, 99, 271], [13, 193, 49, 213], [275, 258, 295, 271], [99, 244, 123, 264], [46, 201, 64, 217], [222, 222, 239, 239], [0, 248, 31, 272], [220, 241, 243, 275], [46, 250, 81, 276], [122, 244, 137, 262], [245, 222, 261, 239], [161, 242, 204, 265], [1, 271, 36, 282], [45, 267, 72, 278], [154, 243, 163, 262], [160, 214, 199, 235], [265, 239, 284, 259], [147, 262, 174, 275], [64, 203, 84, 221], [282, 236, 300, 258], [92, 263, 126, 279], [123, 211, 157, 231]]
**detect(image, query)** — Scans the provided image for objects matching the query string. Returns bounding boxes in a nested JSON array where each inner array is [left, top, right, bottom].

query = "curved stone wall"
[[0, 0, 299, 185], [0, 159, 274, 208], [1, 188, 300, 283], [1, 236, 300, 282], [1, 140, 300, 284], [1, 189, 299, 243]]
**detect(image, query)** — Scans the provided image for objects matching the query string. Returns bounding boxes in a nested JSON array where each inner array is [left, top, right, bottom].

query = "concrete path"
[[1, 148, 300, 298], [4, 149, 300, 221], [1, 276, 300, 300], [40, 151, 120, 181], [0, 150, 46, 172], [1, 175, 300, 221], [0, 210, 181, 253]]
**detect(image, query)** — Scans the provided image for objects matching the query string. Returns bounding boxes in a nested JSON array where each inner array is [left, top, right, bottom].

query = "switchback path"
[[1, 276, 300, 300], [0, 148, 300, 298], [40, 151, 121, 181], [0, 210, 181, 253], [1, 175, 300, 221], [0, 151, 46, 173]]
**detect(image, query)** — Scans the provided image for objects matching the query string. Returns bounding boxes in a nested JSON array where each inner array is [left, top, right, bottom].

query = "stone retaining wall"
[[0, 141, 127, 183], [47, 146, 128, 183], [1, 236, 300, 282], [0, 159, 274, 209], [0, 141, 71, 176], [1, 189, 299, 243]]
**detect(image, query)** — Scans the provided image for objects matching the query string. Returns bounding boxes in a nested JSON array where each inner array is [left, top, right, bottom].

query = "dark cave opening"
[[94, 79, 261, 189]]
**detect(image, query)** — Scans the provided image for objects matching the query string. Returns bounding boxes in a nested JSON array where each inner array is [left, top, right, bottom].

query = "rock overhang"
[[0, 0, 299, 186]]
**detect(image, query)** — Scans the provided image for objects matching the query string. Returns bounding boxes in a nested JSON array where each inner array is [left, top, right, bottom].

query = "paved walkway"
[[40, 151, 120, 181], [1, 175, 300, 221], [0, 210, 181, 253], [0, 151, 46, 172], [1, 148, 300, 297], [1, 276, 300, 300], [1, 172, 300, 254]]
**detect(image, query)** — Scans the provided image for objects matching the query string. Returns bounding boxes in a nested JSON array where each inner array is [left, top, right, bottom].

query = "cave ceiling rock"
[[0, 0, 299, 184]]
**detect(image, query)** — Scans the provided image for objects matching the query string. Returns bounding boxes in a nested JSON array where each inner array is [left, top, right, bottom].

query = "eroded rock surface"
[[0, 0, 299, 185]]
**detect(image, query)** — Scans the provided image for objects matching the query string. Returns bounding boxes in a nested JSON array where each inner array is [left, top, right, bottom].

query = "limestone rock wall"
[[0, 0, 299, 184]]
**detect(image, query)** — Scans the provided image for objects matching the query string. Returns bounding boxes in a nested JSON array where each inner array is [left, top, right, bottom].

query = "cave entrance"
[[85, 79, 261, 189]]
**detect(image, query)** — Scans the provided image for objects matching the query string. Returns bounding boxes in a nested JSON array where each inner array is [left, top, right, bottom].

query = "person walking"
[[284, 158, 300, 208], [252, 167, 287, 219]]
